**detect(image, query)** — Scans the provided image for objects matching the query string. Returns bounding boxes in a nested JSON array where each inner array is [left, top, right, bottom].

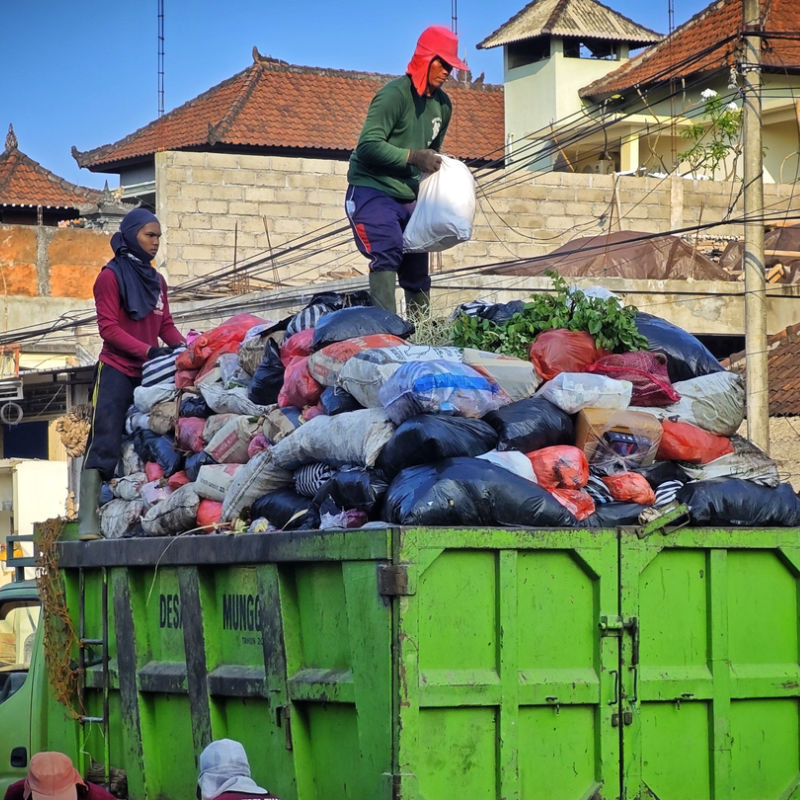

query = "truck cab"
[[0, 537, 41, 797]]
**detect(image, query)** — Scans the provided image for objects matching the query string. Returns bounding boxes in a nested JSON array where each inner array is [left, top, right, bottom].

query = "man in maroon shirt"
[[4, 752, 116, 800], [78, 208, 184, 539], [197, 740, 282, 800]]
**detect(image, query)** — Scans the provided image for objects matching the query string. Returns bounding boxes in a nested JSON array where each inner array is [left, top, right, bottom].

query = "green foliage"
[[449, 273, 648, 359], [677, 90, 742, 179]]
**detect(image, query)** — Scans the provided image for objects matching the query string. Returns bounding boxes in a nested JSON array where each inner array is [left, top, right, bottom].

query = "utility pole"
[[742, 0, 769, 451]]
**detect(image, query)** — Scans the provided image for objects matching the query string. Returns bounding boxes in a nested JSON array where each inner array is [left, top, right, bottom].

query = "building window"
[[507, 37, 551, 68], [563, 37, 619, 60]]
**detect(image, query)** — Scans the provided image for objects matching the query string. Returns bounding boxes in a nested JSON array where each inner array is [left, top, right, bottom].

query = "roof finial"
[[5, 124, 18, 153]]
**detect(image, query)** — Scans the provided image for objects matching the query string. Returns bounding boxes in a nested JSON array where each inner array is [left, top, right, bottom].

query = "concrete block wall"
[[0, 224, 110, 300], [157, 150, 800, 285]]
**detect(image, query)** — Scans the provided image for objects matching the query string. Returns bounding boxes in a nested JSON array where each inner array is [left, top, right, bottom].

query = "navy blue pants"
[[83, 362, 138, 480], [345, 185, 430, 292]]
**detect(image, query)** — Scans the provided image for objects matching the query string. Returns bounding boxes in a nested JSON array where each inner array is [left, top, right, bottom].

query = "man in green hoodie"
[[345, 25, 467, 316]]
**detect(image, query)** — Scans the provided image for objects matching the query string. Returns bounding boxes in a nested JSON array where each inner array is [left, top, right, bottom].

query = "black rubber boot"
[[369, 270, 397, 314], [77, 468, 102, 541]]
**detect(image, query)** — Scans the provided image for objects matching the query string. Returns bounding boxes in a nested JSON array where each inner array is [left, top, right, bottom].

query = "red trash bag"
[[167, 470, 190, 491], [281, 328, 316, 367], [601, 472, 656, 505], [586, 351, 680, 406], [529, 329, 608, 381], [549, 488, 596, 521], [144, 462, 164, 482], [196, 498, 223, 529], [175, 417, 206, 453], [526, 445, 589, 490], [177, 313, 266, 379], [277, 356, 323, 409], [656, 419, 734, 464]]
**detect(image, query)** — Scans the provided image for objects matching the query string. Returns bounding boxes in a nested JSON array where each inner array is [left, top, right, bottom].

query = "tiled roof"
[[478, 0, 662, 49], [1, 125, 101, 209], [725, 322, 800, 416], [73, 50, 505, 171], [581, 0, 800, 100]]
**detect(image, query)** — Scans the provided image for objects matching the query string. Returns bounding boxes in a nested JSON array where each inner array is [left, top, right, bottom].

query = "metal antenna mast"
[[451, 0, 457, 34], [158, 0, 165, 116]]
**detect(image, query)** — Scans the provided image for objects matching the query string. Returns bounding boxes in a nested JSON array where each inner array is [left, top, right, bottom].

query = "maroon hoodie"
[[94, 268, 183, 378]]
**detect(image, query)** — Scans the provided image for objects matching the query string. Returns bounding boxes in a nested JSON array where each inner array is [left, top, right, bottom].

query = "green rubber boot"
[[405, 289, 431, 321], [77, 468, 103, 541], [369, 270, 397, 314]]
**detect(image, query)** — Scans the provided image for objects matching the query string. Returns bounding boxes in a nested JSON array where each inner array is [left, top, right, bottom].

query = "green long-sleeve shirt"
[[347, 75, 452, 201]]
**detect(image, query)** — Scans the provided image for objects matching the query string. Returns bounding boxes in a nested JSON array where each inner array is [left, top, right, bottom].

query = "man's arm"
[[354, 85, 413, 171]]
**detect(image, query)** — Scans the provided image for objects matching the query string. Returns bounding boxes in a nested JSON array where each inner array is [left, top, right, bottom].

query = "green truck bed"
[[4, 523, 800, 799]]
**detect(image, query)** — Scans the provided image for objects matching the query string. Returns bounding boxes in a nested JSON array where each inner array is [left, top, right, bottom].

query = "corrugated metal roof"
[[478, 0, 662, 49]]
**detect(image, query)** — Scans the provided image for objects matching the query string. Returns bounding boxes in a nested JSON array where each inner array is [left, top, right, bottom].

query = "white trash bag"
[[402, 155, 476, 253]]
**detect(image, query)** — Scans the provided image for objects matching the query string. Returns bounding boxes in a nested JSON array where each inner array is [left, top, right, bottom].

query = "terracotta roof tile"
[[725, 322, 800, 416], [581, 0, 800, 101], [74, 52, 504, 171], [0, 127, 101, 209]]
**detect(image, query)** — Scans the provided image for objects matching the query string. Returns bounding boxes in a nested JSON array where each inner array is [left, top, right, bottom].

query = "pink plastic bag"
[[587, 351, 680, 406], [278, 356, 323, 409], [281, 328, 315, 367], [175, 417, 206, 453]]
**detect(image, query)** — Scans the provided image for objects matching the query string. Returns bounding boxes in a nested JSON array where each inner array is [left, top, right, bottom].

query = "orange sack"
[[656, 419, 734, 464], [529, 329, 607, 381], [526, 445, 589, 490], [549, 488, 596, 521], [601, 472, 656, 505]]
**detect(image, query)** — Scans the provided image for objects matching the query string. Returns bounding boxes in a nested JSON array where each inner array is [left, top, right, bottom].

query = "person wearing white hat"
[[197, 740, 281, 800]]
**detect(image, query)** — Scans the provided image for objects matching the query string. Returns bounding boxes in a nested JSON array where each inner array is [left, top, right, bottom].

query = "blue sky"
[[1, 0, 710, 190]]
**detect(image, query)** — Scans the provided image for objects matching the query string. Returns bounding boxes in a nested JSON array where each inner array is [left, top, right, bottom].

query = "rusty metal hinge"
[[378, 564, 414, 596]]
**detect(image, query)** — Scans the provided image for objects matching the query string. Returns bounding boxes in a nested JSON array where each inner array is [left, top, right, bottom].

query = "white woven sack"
[[402, 155, 476, 253]]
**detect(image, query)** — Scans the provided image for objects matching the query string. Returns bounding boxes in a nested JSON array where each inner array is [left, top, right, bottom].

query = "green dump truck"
[[2, 520, 800, 800]]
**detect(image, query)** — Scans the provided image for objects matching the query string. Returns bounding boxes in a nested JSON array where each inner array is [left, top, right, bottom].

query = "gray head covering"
[[197, 739, 269, 800]]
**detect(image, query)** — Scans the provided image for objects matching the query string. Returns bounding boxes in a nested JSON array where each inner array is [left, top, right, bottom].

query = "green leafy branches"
[[450, 273, 648, 359], [677, 89, 743, 180]]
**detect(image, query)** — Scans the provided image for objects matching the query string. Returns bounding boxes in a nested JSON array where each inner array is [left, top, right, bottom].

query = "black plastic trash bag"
[[483, 396, 574, 452], [319, 386, 363, 416], [249, 338, 285, 406], [383, 457, 579, 527], [184, 451, 217, 482], [311, 306, 415, 350], [180, 393, 213, 419], [634, 460, 689, 488], [635, 312, 724, 382], [585, 502, 648, 528], [377, 414, 499, 478], [132, 429, 183, 476], [313, 466, 389, 514], [250, 489, 320, 530], [453, 300, 526, 326], [676, 478, 800, 526]]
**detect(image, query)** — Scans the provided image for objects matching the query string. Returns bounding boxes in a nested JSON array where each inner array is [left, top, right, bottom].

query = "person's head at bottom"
[[23, 753, 85, 800], [197, 740, 270, 800]]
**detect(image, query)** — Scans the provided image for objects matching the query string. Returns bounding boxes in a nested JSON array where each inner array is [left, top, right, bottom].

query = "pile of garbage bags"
[[96, 292, 800, 539]]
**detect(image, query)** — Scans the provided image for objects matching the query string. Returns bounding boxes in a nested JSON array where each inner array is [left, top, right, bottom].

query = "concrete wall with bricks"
[[156, 149, 800, 287], [0, 224, 107, 331]]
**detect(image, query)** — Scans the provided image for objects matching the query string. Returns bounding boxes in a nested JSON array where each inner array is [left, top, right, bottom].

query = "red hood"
[[406, 25, 468, 96]]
